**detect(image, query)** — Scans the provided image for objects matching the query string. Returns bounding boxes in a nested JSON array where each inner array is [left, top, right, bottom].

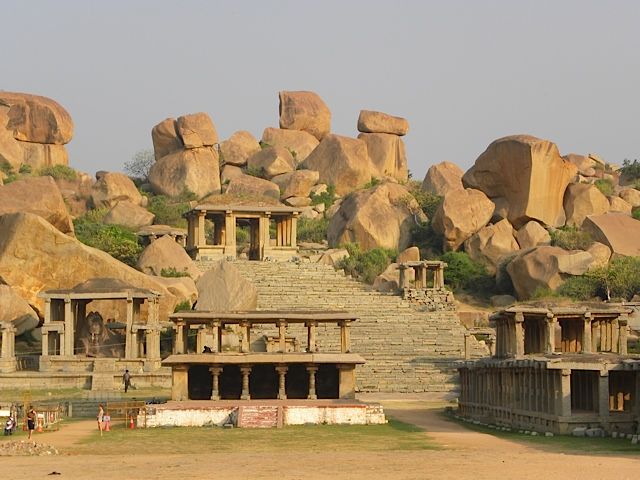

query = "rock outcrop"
[[357, 110, 409, 136], [328, 182, 425, 251], [225, 174, 280, 200], [0, 284, 40, 335], [103, 201, 154, 230], [506, 246, 570, 300], [432, 188, 495, 251], [137, 236, 202, 280], [515, 221, 551, 250], [91, 172, 143, 209], [246, 146, 296, 179], [261, 127, 319, 163], [463, 219, 520, 275], [219, 130, 260, 167], [463, 135, 577, 228], [175, 112, 218, 149], [563, 183, 610, 227], [421, 161, 464, 196], [582, 213, 640, 257], [271, 170, 319, 200], [279, 91, 331, 141], [358, 133, 408, 182], [195, 261, 257, 312]]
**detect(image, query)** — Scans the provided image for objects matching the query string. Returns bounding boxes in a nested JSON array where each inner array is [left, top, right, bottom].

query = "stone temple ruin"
[[458, 305, 640, 435]]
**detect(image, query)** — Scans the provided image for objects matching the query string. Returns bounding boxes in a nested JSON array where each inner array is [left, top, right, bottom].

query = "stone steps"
[[197, 260, 487, 393]]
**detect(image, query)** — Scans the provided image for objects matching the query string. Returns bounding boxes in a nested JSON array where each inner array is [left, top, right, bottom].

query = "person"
[[27, 407, 36, 440], [97, 404, 104, 436], [4, 416, 14, 436], [123, 369, 131, 393]]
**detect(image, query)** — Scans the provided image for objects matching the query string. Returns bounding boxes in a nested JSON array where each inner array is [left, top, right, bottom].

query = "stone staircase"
[[197, 260, 488, 394], [237, 405, 281, 428]]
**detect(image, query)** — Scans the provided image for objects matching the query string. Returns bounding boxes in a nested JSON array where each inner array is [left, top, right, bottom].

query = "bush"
[[160, 267, 191, 278], [594, 178, 615, 196], [633, 207, 640, 221], [37, 164, 77, 181], [438, 251, 494, 294], [146, 194, 194, 228], [587, 256, 640, 301], [74, 210, 142, 267], [405, 181, 443, 219], [19, 164, 32, 174], [556, 275, 600, 300], [620, 159, 640, 182], [174, 300, 191, 312], [310, 184, 336, 210], [337, 243, 397, 284], [124, 149, 155, 183], [363, 177, 382, 189], [297, 217, 329, 244], [550, 226, 593, 251]]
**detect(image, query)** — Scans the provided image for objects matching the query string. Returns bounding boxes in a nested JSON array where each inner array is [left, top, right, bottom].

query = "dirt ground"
[[2, 399, 638, 480]]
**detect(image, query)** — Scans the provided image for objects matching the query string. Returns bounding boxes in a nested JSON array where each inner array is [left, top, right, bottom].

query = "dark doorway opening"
[[286, 364, 309, 399], [220, 365, 242, 400], [188, 365, 212, 400], [316, 364, 339, 399], [250, 364, 278, 399]]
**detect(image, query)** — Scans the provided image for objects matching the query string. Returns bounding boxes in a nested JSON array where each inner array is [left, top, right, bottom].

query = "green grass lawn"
[[75, 419, 437, 455]]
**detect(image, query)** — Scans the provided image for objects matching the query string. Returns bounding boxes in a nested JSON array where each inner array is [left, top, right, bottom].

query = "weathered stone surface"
[[0, 107, 24, 169], [463, 219, 519, 275], [317, 248, 349, 267], [0, 176, 74, 235], [583, 213, 640, 257], [261, 127, 319, 163], [397, 246, 420, 264], [432, 188, 495, 251], [373, 263, 401, 292], [247, 146, 295, 179], [619, 188, 640, 207], [137, 236, 202, 280], [219, 130, 260, 167], [151, 118, 182, 160], [175, 112, 218, 149], [328, 182, 425, 251], [284, 196, 312, 207], [563, 153, 596, 177], [0, 212, 176, 317], [148, 147, 221, 199], [555, 251, 594, 275], [563, 183, 609, 227], [20, 142, 69, 169], [0, 92, 73, 144], [463, 135, 578, 228], [358, 133, 408, 182], [91, 172, 143, 209], [325, 198, 342, 219], [506, 246, 570, 300], [302, 134, 371, 195], [196, 261, 257, 312], [279, 91, 331, 141], [357, 110, 409, 136], [271, 170, 319, 199], [0, 284, 39, 335], [515, 221, 551, 250], [609, 196, 632, 214], [300, 206, 319, 219], [154, 276, 198, 306], [103, 201, 154, 230], [586, 242, 611, 269], [53, 172, 94, 218], [225, 174, 280, 201], [421, 161, 464, 196], [221, 164, 243, 184]]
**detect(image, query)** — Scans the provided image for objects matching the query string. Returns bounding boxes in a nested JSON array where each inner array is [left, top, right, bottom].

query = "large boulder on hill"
[[328, 182, 425, 251], [0, 109, 24, 169], [432, 188, 494, 251], [103, 201, 154, 230], [271, 170, 319, 199], [586, 242, 612, 269], [609, 196, 632, 215], [136, 236, 202, 280], [0, 176, 74, 235], [583, 213, 640, 257], [421, 161, 464, 196], [397, 246, 420, 263], [515, 221, 551, 250], [196, 261, 257, 312], [555, 250, 594, 275], [463, 219, 519, 275], [221, 164, 243, 184], [619, 188, 640, 207], [0, 212, 176, 317], [279, 91, 331, 141], [261, 127, 319, 163], [225, 174, 280, 200], [463, 135, 578, 228], [175, 112, 218, 149], [148, 147, 221, 198], [219, 130, 260, 167], [357, 133, 408, 182], [0, 92, 73, 144], [506, 246, 571, 300], [357, 110, 409, 136], [563, 153, 596, 177], [151, 118, 182, 160], [91, 172, 143, 209], [302, 134, 371, 195], [563, 183, 609, 227], [247, 146, 295, 179], [54, 172, 94, 217], [155, 276, 198, 306], [317, 248, 349, 267], [0, 284, 40, 335], [20, 143, 69, 169]]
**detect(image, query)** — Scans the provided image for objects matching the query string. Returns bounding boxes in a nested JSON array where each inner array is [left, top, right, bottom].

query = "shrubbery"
[[297, 217, 329, 244], [146, 192, 196, 228], [38, 164, 77, 181], [337, 243, 396, 284], [549, 226, 593, 251], [438, 251, 494, 294], [160, 267, 191, 278], [594, 178, 615, 196], [310, 184, 336, 210]]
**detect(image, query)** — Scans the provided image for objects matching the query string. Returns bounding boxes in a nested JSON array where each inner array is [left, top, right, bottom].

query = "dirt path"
[[1, 402, 638, 480]]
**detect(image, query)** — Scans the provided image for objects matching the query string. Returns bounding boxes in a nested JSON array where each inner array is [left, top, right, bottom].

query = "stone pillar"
[[197, 211, 206, 247], [41, 330, 49, 357], [258, 215, 269, 259], [598, 370, 610, 429], [196, 327, 206, 353], [619, 318, 628, 355], [144, 326, 161, 371], [340, 321, 351, 353], [611, 318, 620, 354], [276, 365, 288, 400], [240, 321, 250, 353], [337, 364, 356, 399], [125, 297, 136, 359], [464, 333, 472, 360], [306, 322, 318, 353], [557, 369, 571, 417], [172, 365, 189, 401], [398, 265, 408, 290], [306, 365, 318, 400], [0, 323, 17, 373], [210, 366, 222, 400], [240, 366, 252, 400], [545, 314, 556, 354], [514, 313, 524, 357], [212, 321, 221, 353], [174, 321, 186, 354], [290, 214, 298, 249], [582, 315, 592, 353], [224, 211, 236, 257], [277, 320, 287, 353]]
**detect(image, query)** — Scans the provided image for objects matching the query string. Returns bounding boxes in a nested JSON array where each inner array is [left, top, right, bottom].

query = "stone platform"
[[141, 399, 386, 428]]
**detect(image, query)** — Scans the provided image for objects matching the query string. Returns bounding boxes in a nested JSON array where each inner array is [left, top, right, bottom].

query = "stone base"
[[0, 358, 17, 373]]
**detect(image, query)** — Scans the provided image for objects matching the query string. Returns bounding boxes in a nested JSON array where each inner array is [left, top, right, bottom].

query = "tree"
[[124, 149, 155, 183]]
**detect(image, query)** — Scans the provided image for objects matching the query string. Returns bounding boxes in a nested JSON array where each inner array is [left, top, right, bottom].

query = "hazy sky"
[[4, 0, 639, 179]]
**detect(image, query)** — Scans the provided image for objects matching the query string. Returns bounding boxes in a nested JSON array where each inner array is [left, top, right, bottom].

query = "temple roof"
[[39, 278, 160, 299]]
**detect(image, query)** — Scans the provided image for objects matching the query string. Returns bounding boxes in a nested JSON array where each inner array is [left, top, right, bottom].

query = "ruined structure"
[[458, 305, 639, 435], [136, 225, 187, 248], [398, 260, 454, 309], [184, 204, 300, 261]]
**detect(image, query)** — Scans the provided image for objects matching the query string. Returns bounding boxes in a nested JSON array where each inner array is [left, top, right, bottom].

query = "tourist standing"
[[97, 404, 104, 436], [26, 407, 36, 440], [123, 369, 131, 393]]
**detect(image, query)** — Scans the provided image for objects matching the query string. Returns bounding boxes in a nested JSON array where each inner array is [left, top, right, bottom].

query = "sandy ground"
[[2, 399, 639, 480]]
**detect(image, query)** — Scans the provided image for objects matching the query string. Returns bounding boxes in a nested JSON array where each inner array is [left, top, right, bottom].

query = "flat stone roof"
[[461, 352, 640, 371], [169, 310, 358, 324], [187, 204, 302, 214], [163, 352, 365, 365], [39, 278, 161, 299]]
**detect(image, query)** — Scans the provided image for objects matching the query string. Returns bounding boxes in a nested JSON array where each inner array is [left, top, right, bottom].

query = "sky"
[[3, 0, 639, 179]]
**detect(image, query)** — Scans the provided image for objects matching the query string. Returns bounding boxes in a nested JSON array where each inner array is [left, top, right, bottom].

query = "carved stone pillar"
[[339, 321, 351, 353], [557, 369, 571, 417], [172, 365, 189, 401], [306, 322, 318, 353], [306, 365, 318, 400], [582, 314, 592, 353], [63, 297, 74, 357], [240, 366, 252, 400], [514, 313, 524, 357], [0, 323, 17, 373], [276, 365, 288, 400], [545, 313, 556, 354], [210, 366, 222, 400], [277, 320, 287, 353], [619, 318, 628, 355], [598, 371, 610, 429], [174, 321, 186, 354]]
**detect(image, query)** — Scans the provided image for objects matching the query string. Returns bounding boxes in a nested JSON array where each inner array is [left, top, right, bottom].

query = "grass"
[[74, 418, 436, 455], [0, 387, 171, 403], [446, 413, 640, 454]]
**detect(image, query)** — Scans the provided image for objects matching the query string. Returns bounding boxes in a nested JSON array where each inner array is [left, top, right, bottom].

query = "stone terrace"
[[197, 260, 487, 394]]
